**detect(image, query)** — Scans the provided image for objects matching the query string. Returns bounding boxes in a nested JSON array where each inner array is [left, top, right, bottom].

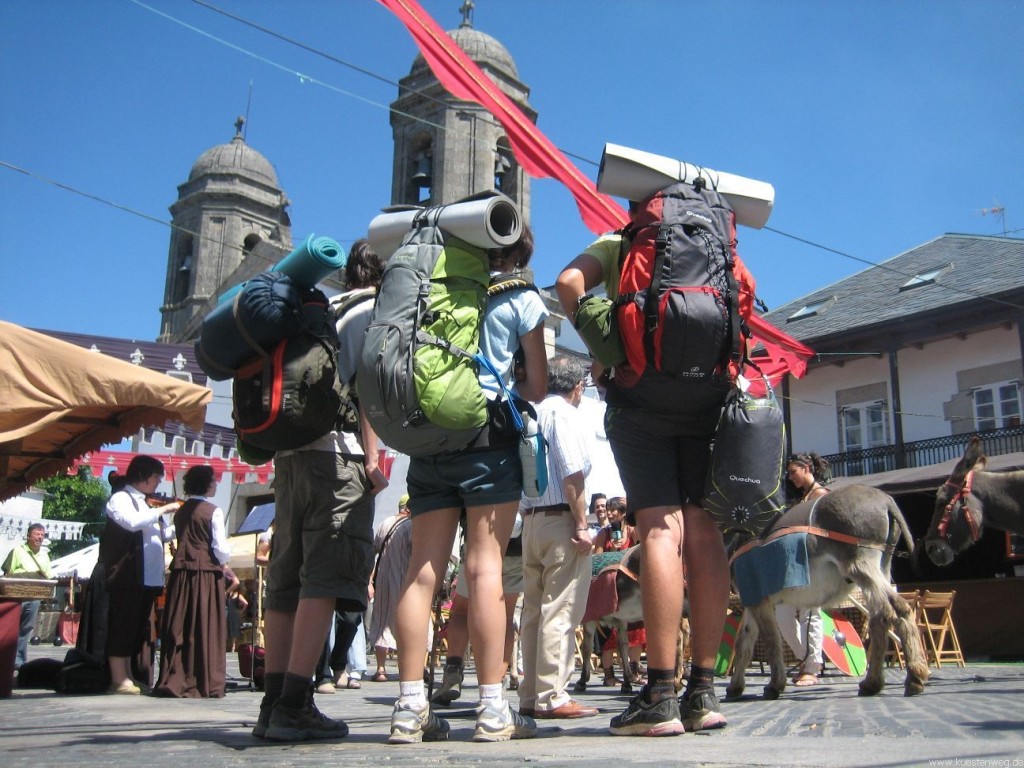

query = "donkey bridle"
[[936, 469, 981, 544]]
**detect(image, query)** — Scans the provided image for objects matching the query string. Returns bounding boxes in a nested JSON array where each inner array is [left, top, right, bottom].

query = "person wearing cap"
[[367, 494, 414, 682]]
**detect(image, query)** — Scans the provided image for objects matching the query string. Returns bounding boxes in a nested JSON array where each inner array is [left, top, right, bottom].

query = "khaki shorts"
[[266, 451, 374, 613]]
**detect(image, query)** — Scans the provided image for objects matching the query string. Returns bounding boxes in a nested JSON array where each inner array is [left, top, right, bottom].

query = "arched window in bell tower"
[[407, 133, 434, 205], [494, 138, 518, 203], [243, 232, 262, 257], [171, 234, 193, 305]]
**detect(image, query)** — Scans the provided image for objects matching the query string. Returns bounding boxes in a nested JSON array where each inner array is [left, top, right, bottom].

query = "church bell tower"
[[388, 3, 535, 217], [158, 118, 292, 343]]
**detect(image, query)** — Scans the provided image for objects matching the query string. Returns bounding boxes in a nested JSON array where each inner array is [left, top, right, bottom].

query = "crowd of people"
[[10, 222, 833, 746]]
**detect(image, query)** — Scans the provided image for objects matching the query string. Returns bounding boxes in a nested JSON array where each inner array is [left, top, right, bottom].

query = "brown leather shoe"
[[534, 700, 599, 719]]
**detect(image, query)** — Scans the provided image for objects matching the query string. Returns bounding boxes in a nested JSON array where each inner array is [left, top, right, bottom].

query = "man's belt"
[[525, 503, 570, 514]]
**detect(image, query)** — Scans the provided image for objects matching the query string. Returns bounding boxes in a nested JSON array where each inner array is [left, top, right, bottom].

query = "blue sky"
[[1, 0, 1022, 342]]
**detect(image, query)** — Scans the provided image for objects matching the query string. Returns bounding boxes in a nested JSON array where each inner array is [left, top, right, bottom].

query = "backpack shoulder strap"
[[330, 287, 376, 319], [487, 274, 538, 298]]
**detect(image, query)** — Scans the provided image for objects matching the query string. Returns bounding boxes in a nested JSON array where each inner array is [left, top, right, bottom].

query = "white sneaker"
[[472, 701, 537, 742], [388, 702, 450, 744]]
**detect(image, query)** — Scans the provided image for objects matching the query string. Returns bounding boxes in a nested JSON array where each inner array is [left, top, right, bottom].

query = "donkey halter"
[[938, 469, 981, 544]]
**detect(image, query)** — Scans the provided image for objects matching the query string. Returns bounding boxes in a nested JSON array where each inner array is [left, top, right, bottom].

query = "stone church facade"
[[158, 14, 561, 349]]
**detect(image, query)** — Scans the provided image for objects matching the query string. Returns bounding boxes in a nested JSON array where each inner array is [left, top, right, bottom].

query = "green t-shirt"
[[581, 233, 625, 301], [1, 542, 54, 578]]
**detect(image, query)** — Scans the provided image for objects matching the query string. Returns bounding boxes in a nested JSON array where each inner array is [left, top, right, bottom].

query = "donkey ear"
[[963, 437, 985, 471]]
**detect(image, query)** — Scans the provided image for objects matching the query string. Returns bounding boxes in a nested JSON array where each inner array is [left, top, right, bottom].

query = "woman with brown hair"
[[154, 465, 235, 698]]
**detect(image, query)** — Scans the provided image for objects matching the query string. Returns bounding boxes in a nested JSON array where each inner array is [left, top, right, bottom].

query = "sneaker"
[[265, 695, 350, 741], [430, 662, 464, 706], [388, 703, 451, 744], [472, 701, 537, 742], [252, 695, 276, 739], [679, 689, 727, 732], [608, 691, 685, 737]]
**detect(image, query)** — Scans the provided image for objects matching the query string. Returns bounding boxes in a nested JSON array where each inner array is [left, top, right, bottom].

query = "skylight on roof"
[[787, 296, 836, 322], [899, 263, 952, 291]]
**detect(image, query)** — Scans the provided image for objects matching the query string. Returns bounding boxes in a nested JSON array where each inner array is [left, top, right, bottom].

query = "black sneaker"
[[679, 689, 727, 731], [251, 695, 276, 738], [430, 662, 465, 706], [609, 691, 685, 737], [265, 696, 350, 742]]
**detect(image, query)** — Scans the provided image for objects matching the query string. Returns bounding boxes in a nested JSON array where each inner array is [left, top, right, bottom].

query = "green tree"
[[38, 466, 109, 559]]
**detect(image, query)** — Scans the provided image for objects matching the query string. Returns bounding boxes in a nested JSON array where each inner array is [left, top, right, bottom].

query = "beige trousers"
[[518, 511, 592, 712]]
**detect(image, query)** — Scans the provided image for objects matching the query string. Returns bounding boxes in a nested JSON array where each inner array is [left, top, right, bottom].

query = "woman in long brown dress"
[[154, 466, 234, 698]]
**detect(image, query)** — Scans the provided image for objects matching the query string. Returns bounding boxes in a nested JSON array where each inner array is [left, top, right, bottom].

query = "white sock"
[[398, 680, 426, 710], [479, 682, 504, 708]]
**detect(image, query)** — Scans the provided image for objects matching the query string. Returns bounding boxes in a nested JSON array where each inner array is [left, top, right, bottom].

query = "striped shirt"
[[523, 393, 591, 508]]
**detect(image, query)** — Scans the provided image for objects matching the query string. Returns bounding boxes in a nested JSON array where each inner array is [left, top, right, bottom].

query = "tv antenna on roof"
[[978, 203, 1007, 236]]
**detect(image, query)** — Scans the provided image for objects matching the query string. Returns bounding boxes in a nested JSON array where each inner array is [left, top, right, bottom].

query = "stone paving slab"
[[3, 645, 1023, 767]]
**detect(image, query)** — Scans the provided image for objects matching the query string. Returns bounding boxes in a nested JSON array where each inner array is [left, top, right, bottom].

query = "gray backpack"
[[356, 224, 534, 457]]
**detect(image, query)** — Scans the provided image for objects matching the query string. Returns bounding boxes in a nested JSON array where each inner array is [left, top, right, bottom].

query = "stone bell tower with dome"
[[158, 118, 293, 344], [389, 1, 536, 217]]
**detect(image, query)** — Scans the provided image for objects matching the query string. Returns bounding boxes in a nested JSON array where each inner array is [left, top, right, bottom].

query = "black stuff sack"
[[703, 381, 786, 537]]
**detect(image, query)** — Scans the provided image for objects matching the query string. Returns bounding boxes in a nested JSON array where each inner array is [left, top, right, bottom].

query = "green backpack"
[[356, 223, 534, 456]]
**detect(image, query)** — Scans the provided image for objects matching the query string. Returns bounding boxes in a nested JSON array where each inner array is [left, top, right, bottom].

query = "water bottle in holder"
[[519, 412, 548, 498]]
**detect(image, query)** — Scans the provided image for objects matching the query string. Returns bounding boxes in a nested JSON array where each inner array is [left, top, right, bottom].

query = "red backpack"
[[611, 181, 755, 416]]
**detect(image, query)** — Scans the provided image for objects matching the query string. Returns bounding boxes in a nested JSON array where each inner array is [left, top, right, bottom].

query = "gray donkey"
[[726, 484, 929, 700]]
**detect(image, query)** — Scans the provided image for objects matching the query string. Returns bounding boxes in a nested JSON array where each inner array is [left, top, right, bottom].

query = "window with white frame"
[[973, 381, 1022, 431], [840, 401, 890, 474], [842, 401, 889, 452]]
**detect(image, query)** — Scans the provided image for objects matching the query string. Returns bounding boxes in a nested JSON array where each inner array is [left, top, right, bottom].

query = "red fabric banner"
[[378, 0, 814, 386], [70, 451, 275, 485]]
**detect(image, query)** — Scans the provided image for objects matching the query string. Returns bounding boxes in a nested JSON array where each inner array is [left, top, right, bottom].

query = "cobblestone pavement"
[[3, 645, 1023, 768]]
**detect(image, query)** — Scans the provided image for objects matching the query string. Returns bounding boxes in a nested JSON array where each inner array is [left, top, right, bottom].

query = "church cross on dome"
[[459, 0, 474, 28]]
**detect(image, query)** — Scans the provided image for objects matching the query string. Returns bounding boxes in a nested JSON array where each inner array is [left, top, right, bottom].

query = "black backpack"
[[611, 180, 753, 418], [232, 285, 359, 453]]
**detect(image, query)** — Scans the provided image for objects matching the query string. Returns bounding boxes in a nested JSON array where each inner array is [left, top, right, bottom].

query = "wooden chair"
[[917, 590, 966, 668]]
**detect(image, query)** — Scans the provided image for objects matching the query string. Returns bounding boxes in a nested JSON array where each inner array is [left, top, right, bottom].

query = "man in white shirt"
[[517, 356, 598, 720]]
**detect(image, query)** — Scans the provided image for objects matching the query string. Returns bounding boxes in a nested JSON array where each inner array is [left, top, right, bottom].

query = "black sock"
[[446, 656, 464, 669], [279, 672, 311, 709], [643, 668, 676, 702], [263, 672, 285, 702], [684, 664, 715, 699]]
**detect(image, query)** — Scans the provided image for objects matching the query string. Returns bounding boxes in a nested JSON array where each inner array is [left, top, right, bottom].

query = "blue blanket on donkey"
[[733, 532, 811, 607]]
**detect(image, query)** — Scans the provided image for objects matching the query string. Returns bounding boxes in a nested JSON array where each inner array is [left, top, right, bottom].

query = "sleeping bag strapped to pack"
[[702, 380, 787, 537], [232, 285, 357, 453], [611, 180, 755, 417], [357, 223, 535, 457], [195, 271, 309, 381]]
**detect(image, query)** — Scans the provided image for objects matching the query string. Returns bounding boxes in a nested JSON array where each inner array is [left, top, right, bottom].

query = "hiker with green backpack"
[[384, 227, 548, 744]]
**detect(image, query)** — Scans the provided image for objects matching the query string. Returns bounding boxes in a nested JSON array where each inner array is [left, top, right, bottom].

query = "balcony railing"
[[823, 425, 1024, 479]]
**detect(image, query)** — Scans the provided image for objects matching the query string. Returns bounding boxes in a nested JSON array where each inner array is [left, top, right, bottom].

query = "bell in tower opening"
[[389, 8, 535, 218]]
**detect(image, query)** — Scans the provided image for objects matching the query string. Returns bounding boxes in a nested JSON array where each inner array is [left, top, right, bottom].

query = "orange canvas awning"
[[0, 321, 212, 500]]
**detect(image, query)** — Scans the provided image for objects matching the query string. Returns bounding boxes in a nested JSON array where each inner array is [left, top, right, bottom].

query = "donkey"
[[925, 436, 1024, 566], [726, 484, 929, 701], [574, 546, 690, 695]]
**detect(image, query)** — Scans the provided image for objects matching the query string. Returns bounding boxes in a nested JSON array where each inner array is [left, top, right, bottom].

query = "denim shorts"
[[406, 445, 523, 515], [604, 405, 715, 512]]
